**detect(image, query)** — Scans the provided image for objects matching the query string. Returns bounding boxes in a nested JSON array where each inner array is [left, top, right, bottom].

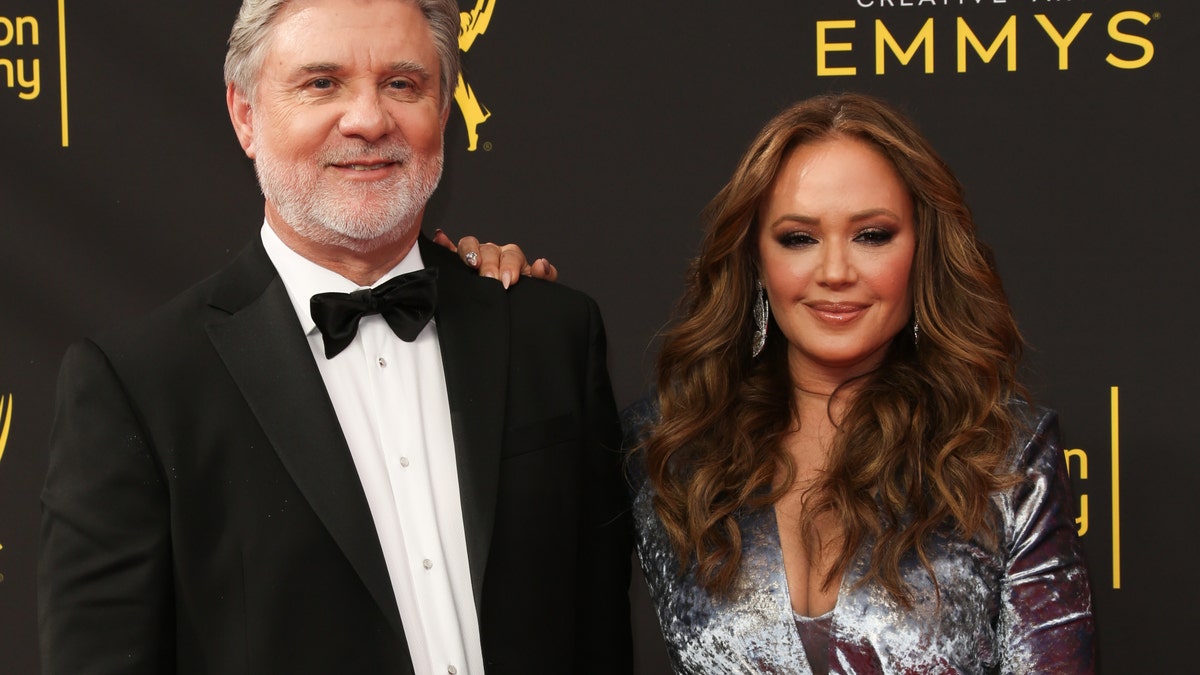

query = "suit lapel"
[[420, 237, 508, 608], [204, 239, 405, 636]]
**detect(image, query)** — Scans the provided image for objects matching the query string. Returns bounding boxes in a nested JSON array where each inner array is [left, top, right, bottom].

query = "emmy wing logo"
[[455, 0, 495, 151]]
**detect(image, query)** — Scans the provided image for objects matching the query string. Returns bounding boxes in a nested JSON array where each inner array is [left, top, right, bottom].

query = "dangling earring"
[[752, 281, 769, 358], [912, 318, 920, 348]]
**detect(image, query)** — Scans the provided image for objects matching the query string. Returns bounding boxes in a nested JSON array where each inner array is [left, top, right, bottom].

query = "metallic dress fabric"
[[624, 402, 1095, 674]]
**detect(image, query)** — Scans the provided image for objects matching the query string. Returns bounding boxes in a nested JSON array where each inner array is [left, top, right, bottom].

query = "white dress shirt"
[[262, 224, 484, 675]]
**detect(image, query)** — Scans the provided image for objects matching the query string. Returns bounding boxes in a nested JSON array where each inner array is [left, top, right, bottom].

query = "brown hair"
[[644, 92, 1027, 604]]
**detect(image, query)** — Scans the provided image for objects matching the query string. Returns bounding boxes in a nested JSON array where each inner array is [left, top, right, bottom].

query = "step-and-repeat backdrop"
[[2, 1, 1195, 672]]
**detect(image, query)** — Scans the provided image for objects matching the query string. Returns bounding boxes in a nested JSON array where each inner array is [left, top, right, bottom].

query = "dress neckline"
[[770, 504, 845, 623], [793, 606, 835, 623]]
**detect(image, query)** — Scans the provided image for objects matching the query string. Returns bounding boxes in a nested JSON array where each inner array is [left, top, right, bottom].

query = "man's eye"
[[388, 80, 412, 90], [310, 78, 334, 90]]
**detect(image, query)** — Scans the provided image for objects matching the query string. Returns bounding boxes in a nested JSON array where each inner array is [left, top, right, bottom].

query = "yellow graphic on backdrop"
[[0, 393, 11, 465], [58, 0, 69, 146], [1063, 447, 1088, 537], [1111, 386, 1121, 590], [817, 11, 1156, 76], [455, 0, 495, 151], [0, 394, 8, 569], [0, 2, 69, 146], [1061, 388, 1122, 591], [0, 15, 40, 99]]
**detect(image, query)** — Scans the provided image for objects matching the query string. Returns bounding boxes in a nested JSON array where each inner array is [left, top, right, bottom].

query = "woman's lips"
[[805, 302, 868, 323]]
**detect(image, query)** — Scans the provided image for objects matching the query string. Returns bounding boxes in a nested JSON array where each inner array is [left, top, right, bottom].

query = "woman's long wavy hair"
[[644, 93, 1028, 604]]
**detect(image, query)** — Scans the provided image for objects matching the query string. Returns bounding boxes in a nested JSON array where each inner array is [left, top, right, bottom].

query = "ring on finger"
[[464, 251, 479, 267]]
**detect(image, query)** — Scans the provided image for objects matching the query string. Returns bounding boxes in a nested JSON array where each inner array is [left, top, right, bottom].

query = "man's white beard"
[[254, 135, 443, 253]]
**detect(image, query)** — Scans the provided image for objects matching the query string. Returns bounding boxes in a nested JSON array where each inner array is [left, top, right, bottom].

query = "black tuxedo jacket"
[[40, 236, 633, 674]]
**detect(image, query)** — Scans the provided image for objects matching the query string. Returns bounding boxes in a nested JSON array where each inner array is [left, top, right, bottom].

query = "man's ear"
[[227, 82, 257, 159]]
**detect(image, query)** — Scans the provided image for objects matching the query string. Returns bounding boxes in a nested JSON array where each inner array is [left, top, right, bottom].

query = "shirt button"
[[399, 456, 410, 468], [377, 357, 387, 368], [448, 666, 457, 675], [422, 558, 433, 570]]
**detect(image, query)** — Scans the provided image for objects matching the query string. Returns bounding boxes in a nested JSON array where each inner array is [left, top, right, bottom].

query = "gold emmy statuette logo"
[[455, 0, 495, 151]]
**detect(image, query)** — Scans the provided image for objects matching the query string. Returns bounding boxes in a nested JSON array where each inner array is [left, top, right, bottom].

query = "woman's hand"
[[433, 229, 559, 288]]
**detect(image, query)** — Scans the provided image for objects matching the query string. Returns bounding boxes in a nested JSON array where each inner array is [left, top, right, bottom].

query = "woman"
[[623, 93, 1095, 673]]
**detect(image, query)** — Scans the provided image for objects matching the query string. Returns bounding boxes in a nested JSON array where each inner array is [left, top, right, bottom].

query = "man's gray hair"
[[223, 0, 461, 110]]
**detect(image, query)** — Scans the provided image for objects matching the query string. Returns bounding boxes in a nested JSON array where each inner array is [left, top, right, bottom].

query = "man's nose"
[[338, 89, 394, 142]]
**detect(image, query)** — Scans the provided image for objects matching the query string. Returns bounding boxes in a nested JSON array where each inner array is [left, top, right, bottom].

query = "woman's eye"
[[779, 232, 818, 248], [855, 228, 894, 245]]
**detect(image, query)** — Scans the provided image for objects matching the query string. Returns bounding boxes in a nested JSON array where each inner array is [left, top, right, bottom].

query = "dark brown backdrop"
[[2, 1, 1196, 672]]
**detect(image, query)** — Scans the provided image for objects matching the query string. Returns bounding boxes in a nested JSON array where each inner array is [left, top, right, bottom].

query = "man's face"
[[229, 0, 448, 253]]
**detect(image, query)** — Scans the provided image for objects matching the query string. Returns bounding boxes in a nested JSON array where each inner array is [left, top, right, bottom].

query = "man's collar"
[[259, 222, 425, 336]]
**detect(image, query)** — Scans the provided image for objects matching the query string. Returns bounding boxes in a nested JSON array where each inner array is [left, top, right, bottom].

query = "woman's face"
[[756, 135, 916, 388]]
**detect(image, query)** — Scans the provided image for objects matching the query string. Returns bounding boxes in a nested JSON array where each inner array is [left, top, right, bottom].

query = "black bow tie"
[[310, 267, 439, 358]]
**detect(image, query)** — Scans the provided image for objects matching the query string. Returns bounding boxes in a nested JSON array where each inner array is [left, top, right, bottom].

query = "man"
[[38, 1, 633, 673]]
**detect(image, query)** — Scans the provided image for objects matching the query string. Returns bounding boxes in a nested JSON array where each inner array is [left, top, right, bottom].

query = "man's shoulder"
[[507, 275, 599, 313], [497, 277, 609, 359], [89, 240, 273, 359], [421, 235, 604, 325]]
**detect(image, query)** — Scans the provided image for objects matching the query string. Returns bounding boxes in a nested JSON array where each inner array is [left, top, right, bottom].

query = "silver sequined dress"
[[625, 404, 1095, 674]]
